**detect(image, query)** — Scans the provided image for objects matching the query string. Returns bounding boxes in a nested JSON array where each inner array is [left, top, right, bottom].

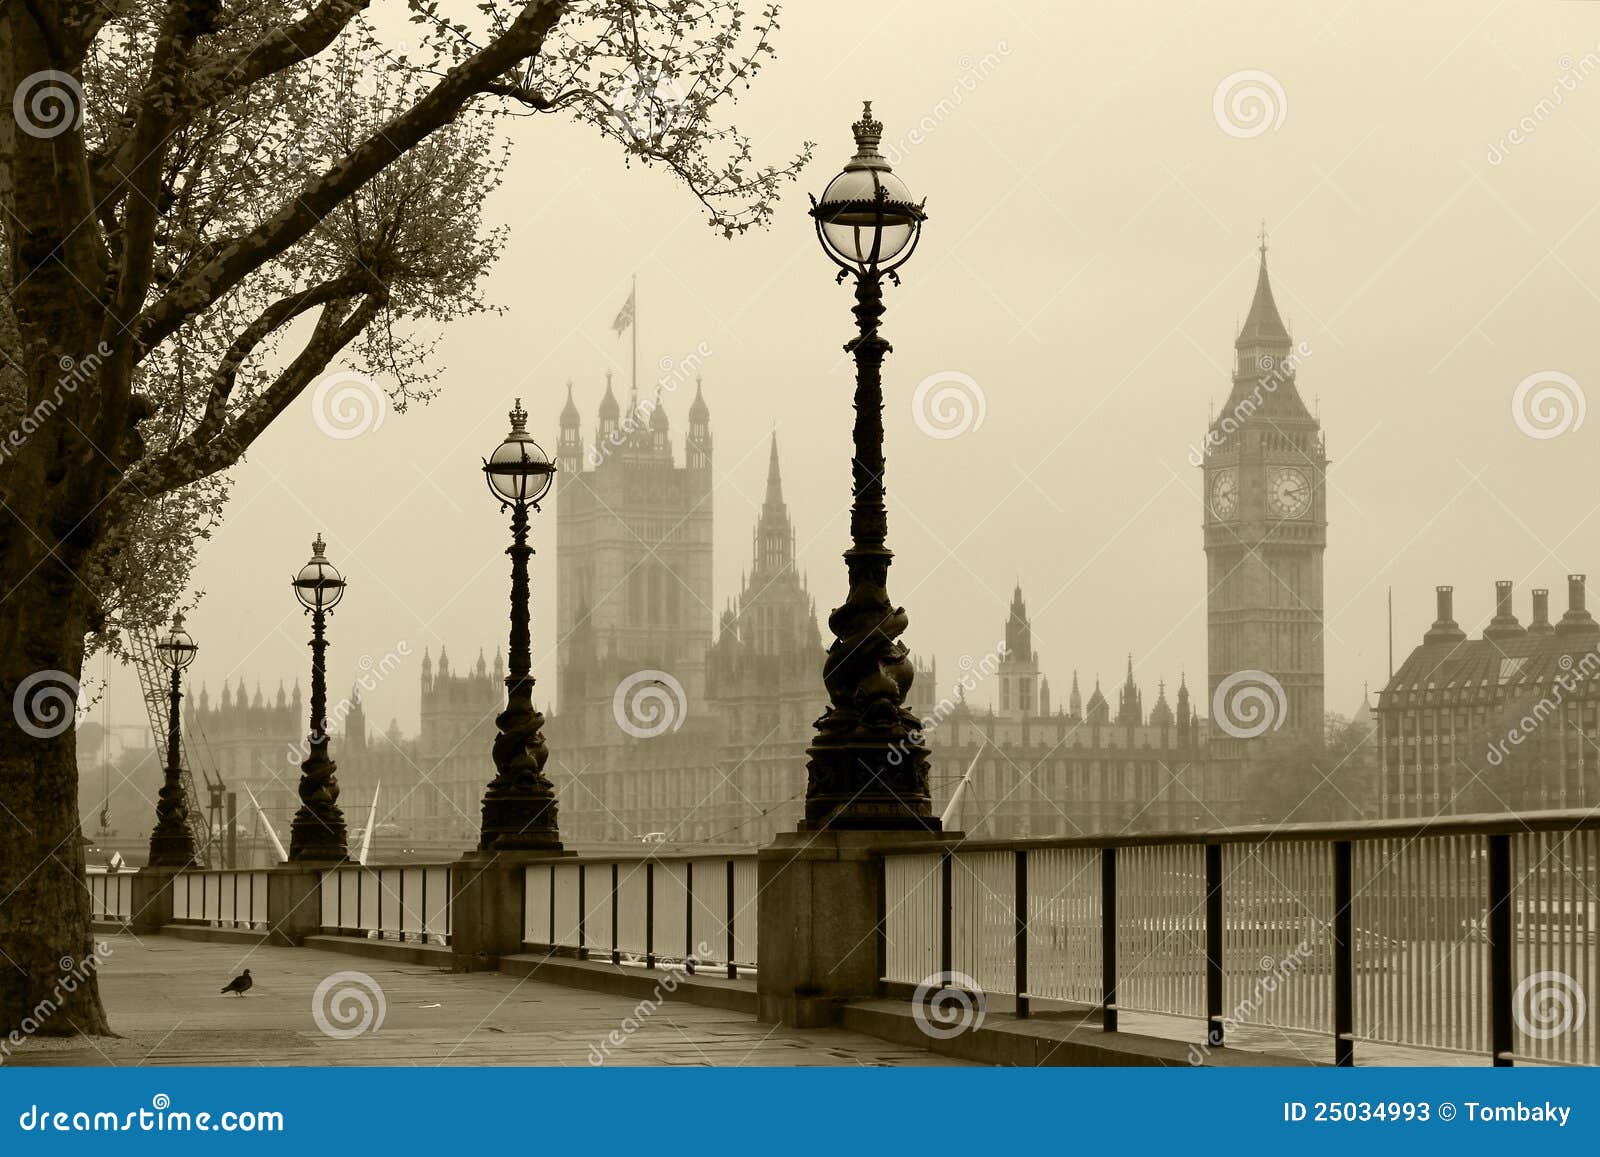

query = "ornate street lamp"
[[288, 534, 348, 862], [478, 399, 563, 852], [148, 611, 200, 866], [803, 101, 938, 832]]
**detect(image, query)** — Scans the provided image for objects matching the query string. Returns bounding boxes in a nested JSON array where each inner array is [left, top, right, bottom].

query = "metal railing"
[[878, 812, 1600, 1066], [319, 864, 453, 944], [87, 869, 134, 924], [172, 869, 270, 929], [523, 855, 759, 977]]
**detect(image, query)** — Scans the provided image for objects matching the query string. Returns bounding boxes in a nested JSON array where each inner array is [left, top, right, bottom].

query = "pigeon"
[[220, 969, 252, 996]]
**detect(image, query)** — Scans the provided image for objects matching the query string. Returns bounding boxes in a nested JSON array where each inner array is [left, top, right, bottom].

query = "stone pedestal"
[[756, 828, 955, 1027], [131, 867, 179, 935], [267, 865, 329, 946], [450, 850, 574, 972]]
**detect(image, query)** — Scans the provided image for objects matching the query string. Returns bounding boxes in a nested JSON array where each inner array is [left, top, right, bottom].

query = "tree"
[[0, 0, 808, 1038]]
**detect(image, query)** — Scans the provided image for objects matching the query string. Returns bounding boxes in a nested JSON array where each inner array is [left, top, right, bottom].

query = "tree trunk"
[[0, 591, 112, 1037]]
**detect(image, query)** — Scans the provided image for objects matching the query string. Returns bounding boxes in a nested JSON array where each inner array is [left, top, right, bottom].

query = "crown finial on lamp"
[[848, 100, 887, 170]]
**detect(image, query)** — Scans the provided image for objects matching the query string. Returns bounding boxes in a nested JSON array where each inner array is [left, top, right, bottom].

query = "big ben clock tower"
[[1202, 238, 1327, 759]]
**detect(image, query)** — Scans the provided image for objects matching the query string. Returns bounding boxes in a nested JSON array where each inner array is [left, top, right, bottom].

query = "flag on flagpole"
[[611, 286, 636, 336]]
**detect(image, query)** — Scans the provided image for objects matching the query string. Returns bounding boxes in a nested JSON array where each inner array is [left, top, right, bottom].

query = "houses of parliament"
[[185, 246, 1600, 856]]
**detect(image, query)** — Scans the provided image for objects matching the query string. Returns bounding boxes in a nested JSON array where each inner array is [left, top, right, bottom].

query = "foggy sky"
[[87, 1, 1600, 752]]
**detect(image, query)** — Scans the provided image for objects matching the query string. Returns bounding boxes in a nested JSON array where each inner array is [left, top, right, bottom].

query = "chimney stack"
[[1424, 585, 1467, 644], [1557, 573, 1597, 635], [1529, 588, 1554, 636], [1484, 579, 1526, 640]]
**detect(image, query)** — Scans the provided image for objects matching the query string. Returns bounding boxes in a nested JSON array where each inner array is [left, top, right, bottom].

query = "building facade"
[[1378, 576, 1600, 817]]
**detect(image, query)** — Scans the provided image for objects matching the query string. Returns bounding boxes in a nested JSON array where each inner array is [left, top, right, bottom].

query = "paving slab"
[[2, 934, 971, 1068]]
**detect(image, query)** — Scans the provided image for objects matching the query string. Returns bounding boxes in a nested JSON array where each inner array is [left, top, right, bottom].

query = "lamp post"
[[478, 399, 563, 852], [288, 534, 348, 862], [803, 101, 938, 832], [148, 611, 199, 866]]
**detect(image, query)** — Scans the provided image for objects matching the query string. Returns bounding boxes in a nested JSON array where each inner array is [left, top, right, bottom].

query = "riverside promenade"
[[3, 936, 971, 1068]]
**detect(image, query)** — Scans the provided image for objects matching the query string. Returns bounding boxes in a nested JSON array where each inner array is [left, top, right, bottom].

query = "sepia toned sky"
[[87, 0, 1600, 750]]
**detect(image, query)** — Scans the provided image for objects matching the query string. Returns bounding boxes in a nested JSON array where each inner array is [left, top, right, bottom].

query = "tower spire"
[[765, 431, 784, 506]]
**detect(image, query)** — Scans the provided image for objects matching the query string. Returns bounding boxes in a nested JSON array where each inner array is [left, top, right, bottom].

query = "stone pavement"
[[3, 934, 971, 1067]]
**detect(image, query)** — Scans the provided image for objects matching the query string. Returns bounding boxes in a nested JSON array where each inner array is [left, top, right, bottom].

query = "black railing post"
[[1333, 840, 1354, 1066], [685, 861, 695, 962], [1205, 843, 1224, 1049], [726, 859, 737, 979], [940, 850, 954, 976], [548, 866, 556, 946], [611, 862, 621, 966], [577, 865, 586, 958], [1101, 847, 1118, 1032], [1015, 850, 1029, 1019], [645, 861, 656, 970], [1489, 833, 1514, 1067], [876, 855, 887, 992]]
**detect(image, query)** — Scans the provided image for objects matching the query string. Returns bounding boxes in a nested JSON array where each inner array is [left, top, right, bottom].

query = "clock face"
[[1267, 466, 1312, 518], [1210, 469, 1238, 519]]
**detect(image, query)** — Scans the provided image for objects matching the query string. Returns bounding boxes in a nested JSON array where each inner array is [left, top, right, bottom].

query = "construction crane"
[[128, 624, 222, 867]]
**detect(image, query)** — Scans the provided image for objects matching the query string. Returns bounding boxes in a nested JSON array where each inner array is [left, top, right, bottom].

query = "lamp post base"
[[803, 737, 942, 832], [478, 792, 564, 854]]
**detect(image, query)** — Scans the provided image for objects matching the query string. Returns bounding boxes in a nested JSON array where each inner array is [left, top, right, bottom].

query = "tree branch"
[[131, 0, 567, 360]]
